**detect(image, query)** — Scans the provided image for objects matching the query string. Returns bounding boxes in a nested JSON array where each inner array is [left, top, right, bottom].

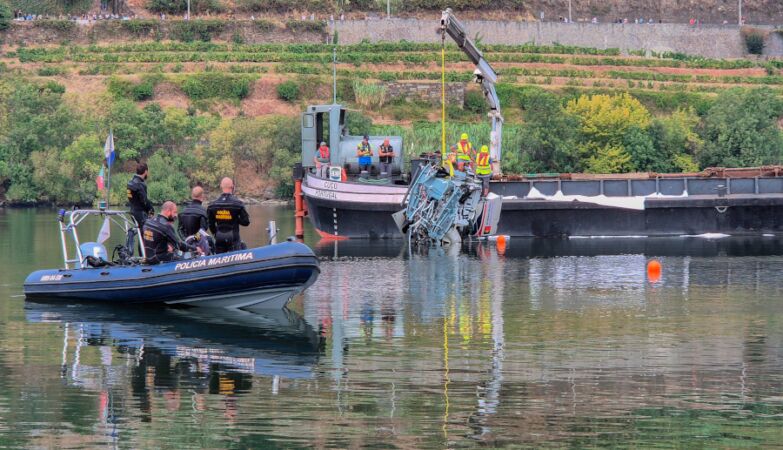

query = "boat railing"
[[58, 209, 146, 270]]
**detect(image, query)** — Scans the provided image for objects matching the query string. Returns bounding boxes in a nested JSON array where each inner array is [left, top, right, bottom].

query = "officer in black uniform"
[[178, 185, 209, 237], [143, 201, 193, 264], [127, 162, 154, 228], [207, 177, 250, 254]]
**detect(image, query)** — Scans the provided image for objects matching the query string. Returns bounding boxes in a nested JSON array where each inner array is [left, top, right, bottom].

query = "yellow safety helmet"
[[480, 145, 489, 153], [460, 133, 469, 141]]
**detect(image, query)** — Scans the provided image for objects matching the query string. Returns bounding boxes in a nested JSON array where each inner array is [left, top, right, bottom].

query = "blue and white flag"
[[104, 130, 115, 168]]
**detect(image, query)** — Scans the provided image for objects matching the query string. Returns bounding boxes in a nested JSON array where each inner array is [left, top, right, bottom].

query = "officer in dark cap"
[[207, 177, 250, 254], [127, 162, 154, 228], [143, 201, 195, 264]]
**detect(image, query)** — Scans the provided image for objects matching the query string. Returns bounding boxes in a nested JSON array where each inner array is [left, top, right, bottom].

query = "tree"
[[193, 119, 237, 188], [649, 107, 703, 172], [698, 88, 783, 168], [566, 92, 653, 173], [0, 80, 84, 202], [0, 1, 12, 31], [516, 88, 580, 173], [145, 151, 192, 203], [31, 134, 104, 205]]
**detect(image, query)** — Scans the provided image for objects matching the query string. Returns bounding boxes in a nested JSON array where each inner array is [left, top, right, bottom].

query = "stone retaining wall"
[[383, 81, 464, 105], [334, 19, 783, 59]]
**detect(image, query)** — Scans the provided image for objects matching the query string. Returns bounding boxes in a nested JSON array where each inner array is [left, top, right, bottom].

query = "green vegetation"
[[0, 1, 12, 31], [742, 28, 766, 55], [178, 72, 253, 100], [147, 0, 225, 14], [0, 77, 301, 205], [5, 35, 783, 204], [276, 80, 299, 102], [9, 0, 92, 15], [169, 19, 226, 42]]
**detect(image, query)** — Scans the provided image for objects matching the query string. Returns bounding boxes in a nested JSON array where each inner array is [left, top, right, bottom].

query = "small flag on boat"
[[96, 165, 105, 191], [97, 217, 111, 244], [104, 130, 115, 168]]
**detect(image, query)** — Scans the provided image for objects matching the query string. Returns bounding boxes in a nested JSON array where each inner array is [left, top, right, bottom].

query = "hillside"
[[1, 18, 782, 205], [8, 0, 783, 25]]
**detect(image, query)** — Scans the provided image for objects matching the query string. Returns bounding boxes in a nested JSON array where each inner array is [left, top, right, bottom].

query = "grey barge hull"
[[302, 171, 783, 239]]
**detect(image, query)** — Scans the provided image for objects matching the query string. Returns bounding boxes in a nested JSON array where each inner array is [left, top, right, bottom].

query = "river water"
[[1, 205, 783, 448]]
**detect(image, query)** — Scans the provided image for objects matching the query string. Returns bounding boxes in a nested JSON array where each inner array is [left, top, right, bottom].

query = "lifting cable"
[[440, 26, 447, 156]]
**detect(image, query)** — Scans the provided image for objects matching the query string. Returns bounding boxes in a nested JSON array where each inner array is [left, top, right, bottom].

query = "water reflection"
[[4, 207, 783, 447]]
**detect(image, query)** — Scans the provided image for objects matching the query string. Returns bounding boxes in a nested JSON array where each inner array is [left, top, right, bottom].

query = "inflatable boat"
[[23, 209, 319, 310]]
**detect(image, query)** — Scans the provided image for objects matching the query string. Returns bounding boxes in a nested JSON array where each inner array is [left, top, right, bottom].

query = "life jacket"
[[476, 150, 492, 175], [143, 214, 178, 263], [357, 142, 371, 156], [207, 194, 250, 253], [126, 174, 153, 226], [126, 175, 150, 212], [316, 145, 330, 163], [457, 141, 473, 161], [178, 199, 208, 237], [379, 144, 394, 164]]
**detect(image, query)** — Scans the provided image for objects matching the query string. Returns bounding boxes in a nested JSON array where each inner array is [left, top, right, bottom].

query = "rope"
[[441, 31, 446, 156]]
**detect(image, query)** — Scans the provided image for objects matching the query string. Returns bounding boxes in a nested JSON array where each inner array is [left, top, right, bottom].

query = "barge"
[[296, 9, 783, 240]]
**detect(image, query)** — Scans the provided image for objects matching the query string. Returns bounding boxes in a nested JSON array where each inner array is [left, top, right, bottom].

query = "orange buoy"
[[647, 259, 661, 283], [496, 235, 507, 255]]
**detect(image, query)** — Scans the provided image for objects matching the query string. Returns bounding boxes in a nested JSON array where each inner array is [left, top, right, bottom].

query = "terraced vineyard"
[[5, 40, 783, 118]]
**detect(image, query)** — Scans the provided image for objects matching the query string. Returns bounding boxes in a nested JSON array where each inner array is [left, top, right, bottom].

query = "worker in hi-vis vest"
[[455, 133, 474, 171], [475, 145, 493, 196]]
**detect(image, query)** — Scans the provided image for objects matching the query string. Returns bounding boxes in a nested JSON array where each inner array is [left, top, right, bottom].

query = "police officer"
[[127, 162, 154, 228], [179, 185, 214, 255], [207, 177, 250, 254], [143, 201, 192, 264], [179, 186, 208, 237]]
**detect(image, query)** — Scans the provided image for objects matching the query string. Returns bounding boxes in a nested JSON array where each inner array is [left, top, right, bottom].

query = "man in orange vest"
[[313, 141, 330, 178]]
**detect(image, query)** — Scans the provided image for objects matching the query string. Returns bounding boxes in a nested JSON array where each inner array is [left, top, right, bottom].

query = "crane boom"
[[440, 8, 504, 173]]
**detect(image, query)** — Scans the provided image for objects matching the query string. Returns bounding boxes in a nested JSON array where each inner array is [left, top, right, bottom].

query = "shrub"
[[106, 75, 160, 101], [120, 19, 160, 36], [285, 20, 326, 34], [147, 0, 225, 14], [353, 80, 386, 107], [0, 1, 11, 31], [231, 31, 245, 44], [169, 19, 226, 42], [253, 19, 276, 32], [276, 80, 299, 102], [463, 90, 486, 114], [181, 72, 252, 100], [34, 20, 75, 33], [743, 30, 765, 55], [37, 66, 64, 76], [42, 80, 65, 94]]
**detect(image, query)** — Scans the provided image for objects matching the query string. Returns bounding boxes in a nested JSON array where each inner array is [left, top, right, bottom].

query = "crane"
[[440, 8, 504, 174]]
